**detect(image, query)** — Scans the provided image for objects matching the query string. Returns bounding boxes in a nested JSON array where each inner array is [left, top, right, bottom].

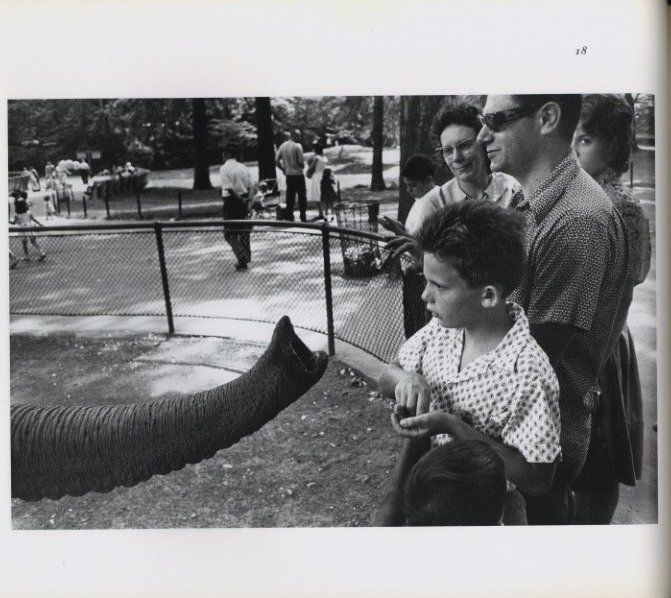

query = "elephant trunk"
[[11, 316, 328, 502]]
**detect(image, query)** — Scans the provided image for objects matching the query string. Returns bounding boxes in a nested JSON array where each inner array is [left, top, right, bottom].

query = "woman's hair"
[[430, 100, 482, 149], [313, 143, 324, 155], [416, 199, 527, 296], [579, 94, 633, 173], [404, 440, 506, 526]]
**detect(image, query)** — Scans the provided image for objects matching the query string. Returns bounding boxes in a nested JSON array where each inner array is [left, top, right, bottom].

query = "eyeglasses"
[[477, 107, 539, 132], [435, 137, 478, 159]]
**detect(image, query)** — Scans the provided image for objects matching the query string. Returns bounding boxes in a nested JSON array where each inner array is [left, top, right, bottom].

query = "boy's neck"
[[462, 306, 513, 360]]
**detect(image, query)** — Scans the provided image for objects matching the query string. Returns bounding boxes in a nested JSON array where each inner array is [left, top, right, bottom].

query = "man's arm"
[[374, 436, 430, 526], [275, 146, 284, 172], [529, 322, 578, 367]]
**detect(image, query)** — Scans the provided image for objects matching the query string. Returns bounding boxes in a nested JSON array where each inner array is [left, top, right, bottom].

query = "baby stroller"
[[251, 178, 283, 220]]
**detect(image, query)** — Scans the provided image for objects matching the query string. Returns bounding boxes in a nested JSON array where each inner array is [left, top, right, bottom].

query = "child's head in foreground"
[[404, 440, 506, 526], [415, 200, 527, 328]]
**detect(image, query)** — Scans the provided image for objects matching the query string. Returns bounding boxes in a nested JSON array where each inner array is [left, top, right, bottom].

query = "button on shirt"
[[398, 303, 561, 464], [509, 154, 629, 455], [220, 159, 251, 198]]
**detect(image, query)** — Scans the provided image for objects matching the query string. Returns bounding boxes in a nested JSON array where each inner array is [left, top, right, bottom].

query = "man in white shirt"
[[275, 130, 307, 222], [220, 143, 252, 271]]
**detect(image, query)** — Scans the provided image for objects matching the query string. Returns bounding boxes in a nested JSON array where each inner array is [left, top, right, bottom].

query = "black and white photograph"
[[7, 93, 658, 530], [1, 1, 668, 597]]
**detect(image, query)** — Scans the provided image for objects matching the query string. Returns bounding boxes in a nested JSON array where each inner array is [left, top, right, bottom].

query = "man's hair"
[[404, 440, 506, 526], [401, 153, 436, 181], [511, 94, 582, 141], [416, 199, 527, 296], [430, 100, 482, 148], [579, 94, 633, 173]]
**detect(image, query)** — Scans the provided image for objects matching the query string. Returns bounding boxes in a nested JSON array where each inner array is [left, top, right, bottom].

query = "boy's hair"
[[416, 199, 527, 296], [401, 153, 435, 182], [579, 94, 633, 174], [511, 94, 582, 141], [404, 440, 506, 526], [430, 100, 482, 149]]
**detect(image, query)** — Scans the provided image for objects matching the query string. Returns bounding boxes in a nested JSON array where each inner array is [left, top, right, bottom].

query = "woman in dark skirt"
[[571, 94, 651, 523]]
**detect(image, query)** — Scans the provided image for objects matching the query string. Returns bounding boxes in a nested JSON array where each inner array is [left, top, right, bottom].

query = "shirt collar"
[[527, 152, 580, 224], [455, 174, 502, 202], [450, 302, 529, 381]]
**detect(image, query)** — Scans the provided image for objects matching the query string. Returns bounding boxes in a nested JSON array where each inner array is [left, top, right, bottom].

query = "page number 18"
[[576, 46, 587, 55]]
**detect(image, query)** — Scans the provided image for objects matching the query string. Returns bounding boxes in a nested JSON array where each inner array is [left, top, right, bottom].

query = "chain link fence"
[[9, 221, 407, 363]]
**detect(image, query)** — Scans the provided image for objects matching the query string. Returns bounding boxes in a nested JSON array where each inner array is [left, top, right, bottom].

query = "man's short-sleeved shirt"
[[404, 172, 522, 236], [220, 159, 251, 198], [275, 140, 305, 176], [509, 153, 629, 411], [397, 303, 561, 463]]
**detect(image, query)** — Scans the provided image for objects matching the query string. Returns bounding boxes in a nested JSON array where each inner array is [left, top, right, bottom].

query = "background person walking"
[[220, 142, 252, 271]]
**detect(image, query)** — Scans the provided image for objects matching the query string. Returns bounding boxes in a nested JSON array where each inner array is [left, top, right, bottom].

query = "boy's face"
[[421, 253, 483, 329], [402, 176, 434, 199]]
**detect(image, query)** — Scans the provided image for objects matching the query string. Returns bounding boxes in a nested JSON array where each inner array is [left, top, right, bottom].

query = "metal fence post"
[[136, 194, 143, 219], [154, 222, 174, 334], [105, 188, 110, 220], [82, 193, 87, 218], [65, 188, 71, 217], [321, 223, 336, 356], [178, 190, 183, 218]]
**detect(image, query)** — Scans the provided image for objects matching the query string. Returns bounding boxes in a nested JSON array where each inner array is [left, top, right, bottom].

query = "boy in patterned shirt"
[[376, 200, 561, 525]]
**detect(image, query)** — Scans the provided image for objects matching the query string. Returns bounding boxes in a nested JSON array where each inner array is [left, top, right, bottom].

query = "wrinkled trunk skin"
[[12, 317, 328, 502]]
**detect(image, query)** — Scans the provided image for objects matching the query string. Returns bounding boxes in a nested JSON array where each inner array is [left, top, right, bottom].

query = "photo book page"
[[0, 0, 668, 596]]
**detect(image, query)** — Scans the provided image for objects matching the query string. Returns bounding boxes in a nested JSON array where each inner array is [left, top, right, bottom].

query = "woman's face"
[[439, 125, 488, 186], [572, 123, 612, 178]]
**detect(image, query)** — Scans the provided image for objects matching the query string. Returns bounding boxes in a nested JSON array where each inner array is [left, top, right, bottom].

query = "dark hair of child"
[[416, 199, 527, 296], [404, 440, 507, 526], [401, 154, 436, 182]]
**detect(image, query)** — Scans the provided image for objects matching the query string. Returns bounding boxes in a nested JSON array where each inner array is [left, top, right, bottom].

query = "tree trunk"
[[371, 96, 386, 191], [398, 95, 446, 223], [255, 97, 277, 181], [192, 98, 212, 190]]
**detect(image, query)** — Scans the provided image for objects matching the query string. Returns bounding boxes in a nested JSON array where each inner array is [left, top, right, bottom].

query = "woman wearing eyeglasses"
[[570, 94, 651, 525]]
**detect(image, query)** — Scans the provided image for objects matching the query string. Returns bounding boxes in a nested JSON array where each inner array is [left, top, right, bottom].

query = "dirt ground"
[[10, 333, 402, 529]]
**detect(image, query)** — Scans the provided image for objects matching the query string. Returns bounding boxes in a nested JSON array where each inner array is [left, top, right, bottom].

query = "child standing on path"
[[11, 191, 46, 261], [376, 200, 561, 525]]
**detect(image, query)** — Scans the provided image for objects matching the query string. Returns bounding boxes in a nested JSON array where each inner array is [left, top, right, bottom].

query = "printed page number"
[[576, 46, 587, 55]]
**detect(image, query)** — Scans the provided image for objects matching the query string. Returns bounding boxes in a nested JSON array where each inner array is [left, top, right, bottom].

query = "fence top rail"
[[8, 220, 390, 242]]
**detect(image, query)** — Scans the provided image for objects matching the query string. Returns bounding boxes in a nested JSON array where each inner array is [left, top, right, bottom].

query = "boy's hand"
[[394, 372, 431, 415], [390, 407, 453, 439]]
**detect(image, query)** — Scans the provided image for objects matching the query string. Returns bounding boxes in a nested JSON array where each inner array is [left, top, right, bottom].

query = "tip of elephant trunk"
[[273, 316, 328, 380]]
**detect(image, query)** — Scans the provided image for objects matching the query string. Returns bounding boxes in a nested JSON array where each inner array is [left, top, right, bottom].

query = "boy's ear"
[[480, 285, 501, 308]]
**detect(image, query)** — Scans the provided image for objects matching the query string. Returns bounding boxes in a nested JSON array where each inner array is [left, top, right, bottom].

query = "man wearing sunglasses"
[[476, 95, 630, 525]]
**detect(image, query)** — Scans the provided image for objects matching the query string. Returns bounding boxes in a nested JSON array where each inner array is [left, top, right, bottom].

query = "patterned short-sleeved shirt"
[[397, 303, 561, 463], [508, 154, 630, 462], [597, 168, 651, 286]]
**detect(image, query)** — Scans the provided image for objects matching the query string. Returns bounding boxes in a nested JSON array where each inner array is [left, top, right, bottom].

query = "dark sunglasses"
[[478, 106, 539, 132]]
